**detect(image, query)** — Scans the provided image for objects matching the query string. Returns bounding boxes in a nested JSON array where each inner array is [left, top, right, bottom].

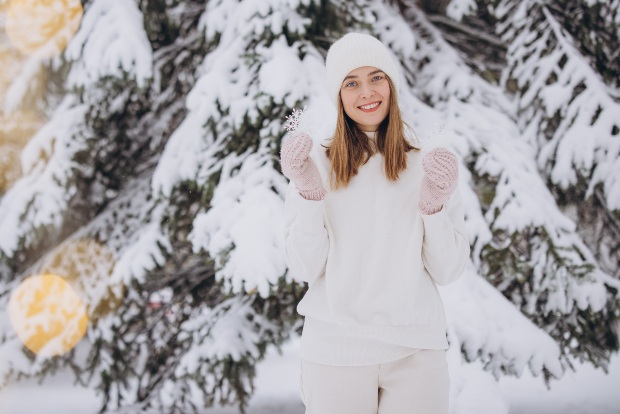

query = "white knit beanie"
[[325, 32, 401, 107]]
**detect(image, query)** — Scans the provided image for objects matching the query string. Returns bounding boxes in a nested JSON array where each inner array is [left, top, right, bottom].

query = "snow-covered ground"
[[1, 337, 618, 414]]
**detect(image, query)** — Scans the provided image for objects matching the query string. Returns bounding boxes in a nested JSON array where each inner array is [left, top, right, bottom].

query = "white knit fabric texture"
[[280, 132, 326, 200], [325, 32, 401, 106], [418, 148, 459, 215]]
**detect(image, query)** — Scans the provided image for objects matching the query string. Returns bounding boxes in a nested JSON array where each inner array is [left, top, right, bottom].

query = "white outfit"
[[284, 137, 470, 363], [283, 135, 469, 412], [300, 350, 450, 414]]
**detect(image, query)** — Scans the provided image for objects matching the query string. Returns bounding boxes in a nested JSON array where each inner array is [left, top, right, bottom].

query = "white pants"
[[300, 350, 449, 414]]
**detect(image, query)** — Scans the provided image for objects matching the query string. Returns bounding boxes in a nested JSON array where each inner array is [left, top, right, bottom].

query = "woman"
[[281, 32, 470, 414]]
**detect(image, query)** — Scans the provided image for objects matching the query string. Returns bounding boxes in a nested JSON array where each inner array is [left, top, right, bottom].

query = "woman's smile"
[[358, 101, 382, 112]]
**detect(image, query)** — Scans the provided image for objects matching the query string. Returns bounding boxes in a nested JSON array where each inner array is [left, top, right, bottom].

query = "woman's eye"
[[372, 75, 384, 82], [345, 81, 357, 88]]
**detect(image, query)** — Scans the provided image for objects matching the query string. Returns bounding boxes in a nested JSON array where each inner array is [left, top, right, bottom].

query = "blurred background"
[[0, 0, 618, 413]]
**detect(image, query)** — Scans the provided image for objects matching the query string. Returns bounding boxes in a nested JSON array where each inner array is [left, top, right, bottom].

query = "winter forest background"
[[0, 0, 619, 413]]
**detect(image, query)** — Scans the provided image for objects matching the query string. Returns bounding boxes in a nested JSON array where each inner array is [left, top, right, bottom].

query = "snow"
[[153, 0, 333, 296], [498, 357, 620, 414], [449, 357, 510, 414], [447, 0, 478, 21], [0, 96, 87, 256], [188, 149, 288, 296], [0, 303, 33, 384], [257, 37, 313, 104], [389, 1, 616, 379], [370, 2, 417, 60], [442, 267, 563, 379], [497, 0, 620, 210], [64, 0, 153, 88], [109, 203, 172, 284], [1, 337, 619, 414], [177, 297, 266, 365], [0, 0, 154, 259]]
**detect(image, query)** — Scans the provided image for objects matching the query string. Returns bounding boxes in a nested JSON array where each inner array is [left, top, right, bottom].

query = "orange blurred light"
[[5, 0, 83, 57], [8, 274, 89, 356]]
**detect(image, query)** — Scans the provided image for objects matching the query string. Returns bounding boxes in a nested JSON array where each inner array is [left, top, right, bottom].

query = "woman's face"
[[339, 66, 391, 132]]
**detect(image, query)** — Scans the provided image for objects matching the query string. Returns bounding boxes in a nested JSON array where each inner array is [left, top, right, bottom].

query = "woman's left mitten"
[[418, 148, 458, 215]]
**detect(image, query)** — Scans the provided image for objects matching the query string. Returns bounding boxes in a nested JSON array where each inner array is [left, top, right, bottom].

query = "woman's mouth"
[[358, 101, 381, 113]]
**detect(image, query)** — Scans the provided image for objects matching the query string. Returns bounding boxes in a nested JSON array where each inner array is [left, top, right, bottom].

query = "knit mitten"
[[418, 148, 458, 214], [280, 132, 326, 201]]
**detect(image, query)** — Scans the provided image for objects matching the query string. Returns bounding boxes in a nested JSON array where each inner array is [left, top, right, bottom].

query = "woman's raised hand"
[[280, 132, 327, 201], [418, 148, 458, 214]]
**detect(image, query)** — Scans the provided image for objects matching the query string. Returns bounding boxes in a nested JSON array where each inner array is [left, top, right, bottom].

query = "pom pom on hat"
[[325, 32, 401, 107]]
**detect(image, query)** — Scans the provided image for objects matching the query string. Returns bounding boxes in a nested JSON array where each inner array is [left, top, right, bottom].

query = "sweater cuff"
[[295, 195, 325, 234], [299, 186, 327, 201], [419, 203, 444, 215], [420, 207, 449, 229]]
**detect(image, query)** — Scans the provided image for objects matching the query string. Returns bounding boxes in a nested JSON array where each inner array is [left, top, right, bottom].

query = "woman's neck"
[[363, 130, 376, 140], [362, 130, 378, 154]]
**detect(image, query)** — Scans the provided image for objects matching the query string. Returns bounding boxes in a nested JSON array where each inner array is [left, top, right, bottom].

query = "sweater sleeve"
[[420, 187, 470, 286], [284, 181, 329, 285]]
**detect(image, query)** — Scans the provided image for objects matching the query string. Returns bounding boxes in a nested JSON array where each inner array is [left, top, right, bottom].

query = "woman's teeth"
[[359, 102, 380, 110]]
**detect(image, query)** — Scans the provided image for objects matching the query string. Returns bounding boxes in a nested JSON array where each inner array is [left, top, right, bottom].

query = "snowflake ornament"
[[283, 106, 307, 132]]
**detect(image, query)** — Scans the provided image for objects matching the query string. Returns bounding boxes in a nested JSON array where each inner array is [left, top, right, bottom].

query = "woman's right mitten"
[[280, 132, 326, 201]]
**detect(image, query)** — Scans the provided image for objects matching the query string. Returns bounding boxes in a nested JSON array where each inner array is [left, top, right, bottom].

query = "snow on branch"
[[163, 295, 275, 410], [442, 267, 563, 379], [0, 298, 36, 387], [0, 97, 87, 256], [152, 0, 332, 296], [396, 0, 616, 370], [498, 0, 620, 210], [188, 143, 288, 297], [64, 0, 153, 88]]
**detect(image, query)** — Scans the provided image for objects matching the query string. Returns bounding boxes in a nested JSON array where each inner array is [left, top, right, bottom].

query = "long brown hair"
[[325, 76, 418, 189]]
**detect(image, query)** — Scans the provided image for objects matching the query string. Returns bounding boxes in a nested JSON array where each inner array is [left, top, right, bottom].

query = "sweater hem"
[[299, 316, 448, 366]]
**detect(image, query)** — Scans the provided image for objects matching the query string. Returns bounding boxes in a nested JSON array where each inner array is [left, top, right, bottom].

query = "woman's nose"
[[360, 83, 375, 98]]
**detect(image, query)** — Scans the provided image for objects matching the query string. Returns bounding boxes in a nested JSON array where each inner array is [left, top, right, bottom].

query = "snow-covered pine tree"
[[493, 0, 620, 368], [404, 0, 620, 372], [1, 0, 619, 413], [1, 0, 160, 398], [548, 0, 620, 88], [2, 0, 343, 412]]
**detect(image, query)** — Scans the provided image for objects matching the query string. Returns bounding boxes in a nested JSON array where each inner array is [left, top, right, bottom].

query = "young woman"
[[281, 33, 470, 414]]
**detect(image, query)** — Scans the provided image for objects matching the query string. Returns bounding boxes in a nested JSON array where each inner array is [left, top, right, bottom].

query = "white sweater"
[[284, 137, 470, 366]]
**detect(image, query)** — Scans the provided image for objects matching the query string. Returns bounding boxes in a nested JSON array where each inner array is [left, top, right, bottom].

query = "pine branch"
[[426, 13, 505, 48], [394, 0, 506, 82]]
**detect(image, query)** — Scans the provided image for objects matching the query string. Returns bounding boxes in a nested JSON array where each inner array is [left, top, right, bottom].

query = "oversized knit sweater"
[[284, 136, 470, 366]]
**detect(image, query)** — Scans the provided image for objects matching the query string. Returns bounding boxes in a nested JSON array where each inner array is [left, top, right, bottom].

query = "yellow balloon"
[[5, 0, 83, 57], [9, 274, 88, 356]]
